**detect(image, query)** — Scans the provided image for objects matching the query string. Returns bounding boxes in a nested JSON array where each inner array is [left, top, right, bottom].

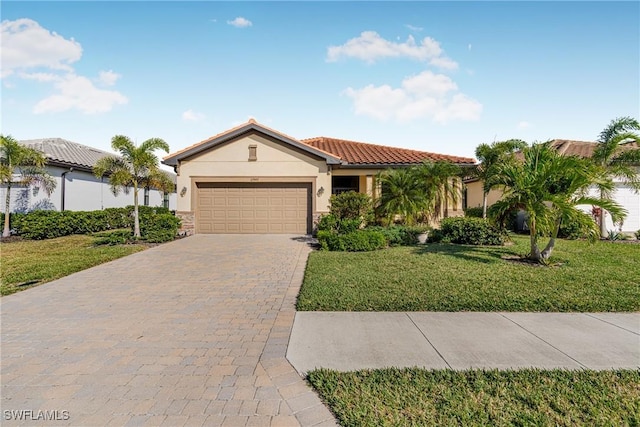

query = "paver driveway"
[[1, 235, 336, 427]]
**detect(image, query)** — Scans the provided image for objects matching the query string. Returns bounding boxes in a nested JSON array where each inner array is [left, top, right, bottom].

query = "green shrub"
[[138, 212, 181, 243], [558, 216, 592, 240], [317, 214, 362, 234], [427, 228, 449, 243], [317, 230, 387, 252], [94, 230, 133, 246], [438, 217, 505, 246], [317, 230, 344, 251], [365, 225, 427, 246], [329, 191, 373, 224], [636, 229, 640, 240], [6, 206, 175, 240], [464, 206, 484, 218]]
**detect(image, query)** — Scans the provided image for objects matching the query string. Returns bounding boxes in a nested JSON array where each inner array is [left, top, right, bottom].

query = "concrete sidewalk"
[[287, 312, 640, 374]]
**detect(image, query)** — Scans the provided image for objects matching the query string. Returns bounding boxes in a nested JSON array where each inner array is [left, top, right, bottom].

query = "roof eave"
[[45, 159, 94, 173], [337, 162, 476, 169]]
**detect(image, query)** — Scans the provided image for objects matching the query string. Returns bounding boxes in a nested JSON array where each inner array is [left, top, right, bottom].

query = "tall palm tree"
[[94, 135, 170, 238], [592, 117, 640, 236], [474, 139, 527, 218], [375, 167, 426, 225], [414, 161, 462, 222], [491, 143, 625, 263], [1, 135, 56, 237]]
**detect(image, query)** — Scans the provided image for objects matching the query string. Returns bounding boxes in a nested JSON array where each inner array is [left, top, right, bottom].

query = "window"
[[163, 193, 170, 209], [331, 176, 359, 194], [144, 187, 149, 206], [248, 144, 257, 161]]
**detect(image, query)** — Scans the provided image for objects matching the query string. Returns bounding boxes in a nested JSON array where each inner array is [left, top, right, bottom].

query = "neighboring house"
[[162, 119, 475, 235], [0, 138, 177, 214], [464, 139, 640, 233]]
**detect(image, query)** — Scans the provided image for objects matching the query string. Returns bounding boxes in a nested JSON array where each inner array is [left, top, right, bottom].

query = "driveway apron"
[[1, 235, 336, 427]]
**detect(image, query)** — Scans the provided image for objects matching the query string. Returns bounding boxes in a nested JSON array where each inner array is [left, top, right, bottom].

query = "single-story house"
[[0, 138, 177, 214], [162, 119, 475, 235], [464, 139, 640, 233]]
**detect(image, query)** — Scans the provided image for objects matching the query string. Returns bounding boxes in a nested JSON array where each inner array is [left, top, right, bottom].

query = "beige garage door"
[[196, 183, 310, 234]]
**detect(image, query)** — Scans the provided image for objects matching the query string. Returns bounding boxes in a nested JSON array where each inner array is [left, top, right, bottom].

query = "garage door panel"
[[197, 183, 309, 234]]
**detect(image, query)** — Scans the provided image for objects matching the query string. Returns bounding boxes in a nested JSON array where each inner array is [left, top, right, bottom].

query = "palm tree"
[[375, 167, 426, 225], [375, 161, 462, 225], [592, 117, 640, 236], [1, 135, 56, 237], [491, 143, 625, 263], [474, 139, 527, 218], [414, 161, 463, 222], [94, 135, 170, 238]]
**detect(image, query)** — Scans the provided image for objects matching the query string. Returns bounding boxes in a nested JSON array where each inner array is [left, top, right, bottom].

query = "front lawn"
[[1, 235, 145, 296], [308, 368, 640, 427], [297, 235, 640, 311]]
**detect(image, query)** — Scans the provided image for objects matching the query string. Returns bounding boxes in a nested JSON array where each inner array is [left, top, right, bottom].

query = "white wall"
[[0, 165, 176, 213], [578, 183, 640, 233]]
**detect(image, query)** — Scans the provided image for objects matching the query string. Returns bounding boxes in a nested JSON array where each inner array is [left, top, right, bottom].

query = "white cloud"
[[405, 24, 423, 32], [1, 18, 127, 115], [326, 31, 457, 70], [182, 109, 206, 122], [227, 17, 252, 28], [1, 18, 82, 77], [33, 73, 128, 114], [517, 121, 532, 129], [343, 70, 482, 124], [98, 70, 121, 86], [18, 72, 59, 82], [468, 43, 472, 51]]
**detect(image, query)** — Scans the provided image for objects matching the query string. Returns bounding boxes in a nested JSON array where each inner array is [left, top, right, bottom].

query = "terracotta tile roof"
[[300, 136, 476, 165]]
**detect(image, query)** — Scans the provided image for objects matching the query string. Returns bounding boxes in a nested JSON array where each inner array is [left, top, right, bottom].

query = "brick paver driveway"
[[1, 235, 336, 427]]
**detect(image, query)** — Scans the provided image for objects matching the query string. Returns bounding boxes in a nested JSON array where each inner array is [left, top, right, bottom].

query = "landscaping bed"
[[308, 368, 640, 427], [1, 234, 146, 296], [297, 235, 640, 312]]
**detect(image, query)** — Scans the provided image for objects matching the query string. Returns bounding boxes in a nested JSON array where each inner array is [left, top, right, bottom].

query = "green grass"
[[1, 235, 146, 296], [297, 235, 640, 312], [308, 368, 640, 427]]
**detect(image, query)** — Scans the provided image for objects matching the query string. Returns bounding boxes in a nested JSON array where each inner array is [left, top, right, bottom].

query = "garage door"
[[196, 183, 310, 234]]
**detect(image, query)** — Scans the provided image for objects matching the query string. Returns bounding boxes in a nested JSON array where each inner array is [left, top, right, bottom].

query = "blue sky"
[[2, 1, 639, 164]]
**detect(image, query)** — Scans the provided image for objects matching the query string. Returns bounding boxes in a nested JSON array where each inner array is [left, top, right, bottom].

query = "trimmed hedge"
[[365, 225, 428, 246], [317, 230, 387, 252], [3, 206, 175, 241], [464, 206, 484, 218], [139, 212, 181, 243], [434, 217, 505, 246]]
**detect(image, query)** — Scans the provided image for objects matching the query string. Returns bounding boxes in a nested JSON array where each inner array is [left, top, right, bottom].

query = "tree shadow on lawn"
[[411, 242, 522, 265]]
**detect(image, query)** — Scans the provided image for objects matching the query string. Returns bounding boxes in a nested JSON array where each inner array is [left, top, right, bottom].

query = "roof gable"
[[162, 119, 342, 166]]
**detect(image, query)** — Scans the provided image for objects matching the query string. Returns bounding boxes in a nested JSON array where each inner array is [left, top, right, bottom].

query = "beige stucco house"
[[162, 119, 475, 235]]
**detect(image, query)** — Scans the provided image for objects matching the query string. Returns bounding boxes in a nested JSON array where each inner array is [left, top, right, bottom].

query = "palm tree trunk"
[[3, 183, 11, 238], [528, 218, 542, 261], [133, 183, 140, 238], [540, 218, 561, 260], [482, 191, 488, 219], [599, 189, 607, 237]]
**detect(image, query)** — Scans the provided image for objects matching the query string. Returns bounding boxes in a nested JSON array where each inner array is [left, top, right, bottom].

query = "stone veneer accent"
[[176, 211, 195, 235]]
